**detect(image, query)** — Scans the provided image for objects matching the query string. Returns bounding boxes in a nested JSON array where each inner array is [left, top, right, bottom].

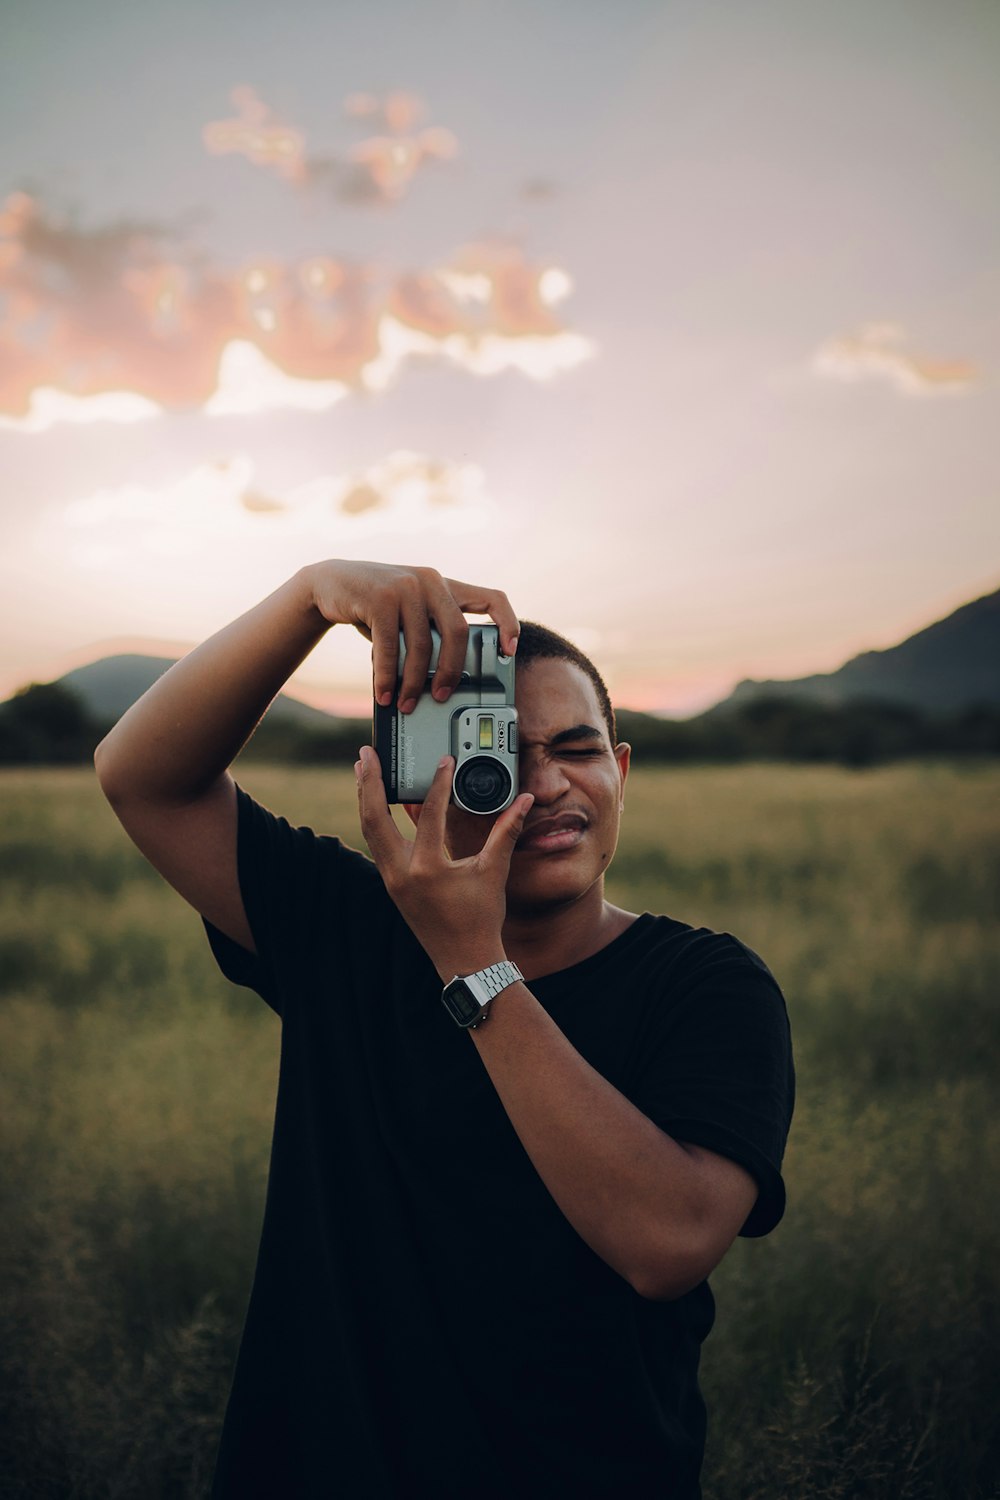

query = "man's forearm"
[[94, 566, 328, 803], [469, 982, 758, 1301]]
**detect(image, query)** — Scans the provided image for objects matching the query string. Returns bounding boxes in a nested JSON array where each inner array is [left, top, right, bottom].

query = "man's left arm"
[[356, 748, 759, 1301]]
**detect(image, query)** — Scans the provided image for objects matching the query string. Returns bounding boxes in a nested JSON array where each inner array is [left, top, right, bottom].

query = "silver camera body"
[[374, 625, 518, 816]]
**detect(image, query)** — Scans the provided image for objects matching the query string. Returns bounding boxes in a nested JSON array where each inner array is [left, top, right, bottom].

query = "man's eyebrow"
[[547, 724, 606, 747]]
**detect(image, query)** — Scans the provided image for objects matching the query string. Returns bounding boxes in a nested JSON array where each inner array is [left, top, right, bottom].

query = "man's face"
[[443, 657, 631, 917]]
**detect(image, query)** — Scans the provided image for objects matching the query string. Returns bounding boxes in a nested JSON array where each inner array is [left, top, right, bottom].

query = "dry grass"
[[1, 762, 998, 1498]]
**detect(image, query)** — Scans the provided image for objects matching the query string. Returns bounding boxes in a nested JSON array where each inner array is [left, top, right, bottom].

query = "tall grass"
[[1, 763, 998, 1497]]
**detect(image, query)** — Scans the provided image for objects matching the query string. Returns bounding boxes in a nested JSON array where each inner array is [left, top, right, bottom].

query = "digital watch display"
[[441, 961, 524, 1029]]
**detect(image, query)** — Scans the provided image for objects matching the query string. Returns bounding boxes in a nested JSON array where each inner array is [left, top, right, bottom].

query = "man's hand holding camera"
[[355, 745, 534, 983], [307, 561, 519, 712]]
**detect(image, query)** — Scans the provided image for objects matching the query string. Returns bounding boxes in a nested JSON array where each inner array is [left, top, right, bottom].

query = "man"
[[95, 559, 793, 1499]]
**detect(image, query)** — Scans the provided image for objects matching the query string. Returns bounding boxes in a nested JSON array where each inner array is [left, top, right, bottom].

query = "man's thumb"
[[498, 792, 534, 849]]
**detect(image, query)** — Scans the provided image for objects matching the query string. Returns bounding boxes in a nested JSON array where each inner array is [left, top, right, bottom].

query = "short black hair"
[[515, 622, 617, 746]]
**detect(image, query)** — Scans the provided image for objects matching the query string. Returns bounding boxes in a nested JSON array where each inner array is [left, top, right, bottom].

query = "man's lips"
[[515, 812, 589, 853]]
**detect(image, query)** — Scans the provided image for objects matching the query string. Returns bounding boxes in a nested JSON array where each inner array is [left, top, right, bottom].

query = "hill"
[[718, 588, 1000, 716], [59, 654, 337, 728]]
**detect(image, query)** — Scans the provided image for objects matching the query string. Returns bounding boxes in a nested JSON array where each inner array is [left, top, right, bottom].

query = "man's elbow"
[[94, 734, 127, 804], [624, 1220, 740, 1302], [93, 735, 113, 791], [627, 1254, 710, 1303]]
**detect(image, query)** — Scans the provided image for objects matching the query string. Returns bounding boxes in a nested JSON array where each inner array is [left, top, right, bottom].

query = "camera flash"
[[478, 716, 494, 750]]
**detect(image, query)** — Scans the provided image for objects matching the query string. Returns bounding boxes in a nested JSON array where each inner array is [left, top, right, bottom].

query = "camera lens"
[[454, 757, 512, 815]]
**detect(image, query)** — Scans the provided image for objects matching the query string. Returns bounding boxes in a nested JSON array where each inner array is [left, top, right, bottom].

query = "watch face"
[[442, 979, 484, 1028]]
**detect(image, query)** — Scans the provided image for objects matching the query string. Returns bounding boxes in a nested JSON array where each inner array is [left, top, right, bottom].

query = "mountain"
[[715, 588, 1000, 716], [57, 654, 338, 727]]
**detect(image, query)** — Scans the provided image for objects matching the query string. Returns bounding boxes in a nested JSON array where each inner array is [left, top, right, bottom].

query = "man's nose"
[[519, 754, 570, 804]]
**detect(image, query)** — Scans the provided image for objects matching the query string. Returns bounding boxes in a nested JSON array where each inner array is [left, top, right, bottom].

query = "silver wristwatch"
[[441, 960, 524, 1030]]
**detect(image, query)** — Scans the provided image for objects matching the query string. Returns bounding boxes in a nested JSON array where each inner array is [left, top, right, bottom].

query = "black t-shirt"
[[204, 788, 794, 1499]]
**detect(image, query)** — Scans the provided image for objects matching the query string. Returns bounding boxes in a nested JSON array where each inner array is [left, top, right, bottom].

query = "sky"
[[1, 0, 998, 716]]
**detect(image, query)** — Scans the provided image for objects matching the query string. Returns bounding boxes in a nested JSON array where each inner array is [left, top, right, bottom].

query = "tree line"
[[2, 680, 999, 769]]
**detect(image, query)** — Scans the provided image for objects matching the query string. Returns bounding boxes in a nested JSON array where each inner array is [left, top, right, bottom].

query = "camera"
[[373, 625, 518, 816]]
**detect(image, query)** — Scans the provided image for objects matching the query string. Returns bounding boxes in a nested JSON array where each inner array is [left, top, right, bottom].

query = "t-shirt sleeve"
[[631, 935, 794, 1238], [203, 784, 375, 1016]]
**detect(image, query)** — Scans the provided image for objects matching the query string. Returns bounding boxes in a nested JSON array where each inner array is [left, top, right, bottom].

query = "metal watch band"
[[468, 960, 524, 1001]]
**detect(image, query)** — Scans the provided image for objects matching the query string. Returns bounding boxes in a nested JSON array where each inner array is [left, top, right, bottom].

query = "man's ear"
[[615, 741, 631, 809], [402, 802, 422, 829]]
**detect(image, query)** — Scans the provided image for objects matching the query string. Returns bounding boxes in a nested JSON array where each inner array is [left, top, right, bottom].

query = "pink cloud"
[[202, 86, 307, 182], [813, 322, 977, 396], [0, 194, 592, 424], [203, 87, 458, 204]]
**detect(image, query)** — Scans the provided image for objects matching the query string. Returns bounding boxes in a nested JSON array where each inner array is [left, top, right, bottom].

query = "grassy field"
[[1, 762, 998, 1498]]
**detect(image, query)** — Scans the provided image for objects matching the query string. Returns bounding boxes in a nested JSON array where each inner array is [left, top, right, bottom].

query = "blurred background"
[[1, 1, 998, 1496]]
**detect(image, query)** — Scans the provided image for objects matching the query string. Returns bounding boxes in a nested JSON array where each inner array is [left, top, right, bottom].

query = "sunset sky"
[[2, 0, 998, 715]]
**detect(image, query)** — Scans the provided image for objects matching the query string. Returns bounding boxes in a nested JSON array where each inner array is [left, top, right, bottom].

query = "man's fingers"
[[370, 605, 402, 708], [367, 569, 518, 712], [441, 577, 520, 659], [411, 756, 454, 858], [426, 588, 470, 702], [356, 746, 408, 869], [397, 594, 434, 713], [481, 793, 535, 865]]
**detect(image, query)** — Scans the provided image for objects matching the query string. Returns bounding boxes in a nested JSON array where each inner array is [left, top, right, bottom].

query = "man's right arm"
[[94, 560, 518, 954]]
